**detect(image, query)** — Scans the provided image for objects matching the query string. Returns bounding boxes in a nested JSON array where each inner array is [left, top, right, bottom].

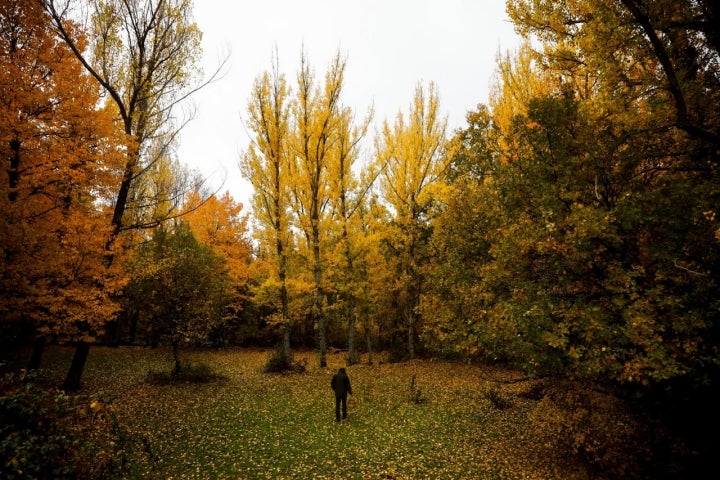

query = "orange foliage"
[[1, 0, 126, 341], [182, 191, 253, 286]]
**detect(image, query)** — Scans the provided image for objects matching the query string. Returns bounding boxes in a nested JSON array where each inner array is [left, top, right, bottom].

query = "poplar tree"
[[375, 82, 449, 359], [241, 58, 293, 364], [290, 52, 345, 368]]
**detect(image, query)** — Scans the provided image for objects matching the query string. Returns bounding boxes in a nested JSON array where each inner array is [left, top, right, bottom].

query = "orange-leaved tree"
[[1, 0, 125, 367], [183, 190, 253, 338], [45, 0, 222, 390]]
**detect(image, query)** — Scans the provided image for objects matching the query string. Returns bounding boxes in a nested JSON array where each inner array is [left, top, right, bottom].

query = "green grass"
[[30, 347, 589, 479]]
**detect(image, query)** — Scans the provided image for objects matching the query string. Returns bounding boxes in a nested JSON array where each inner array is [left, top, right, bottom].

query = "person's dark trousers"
[[335, 394, 347, 421]]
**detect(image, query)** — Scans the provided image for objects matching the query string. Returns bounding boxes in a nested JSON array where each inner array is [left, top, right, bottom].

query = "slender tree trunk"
[[312, 222, 326, 368], [408, 306, 416, 359], [278, 229, 291, 363], [172, 340, 181, 374], [366, 326, 373, 365], [26, 336, 46, 371], [347, 301, 358, 365], [280, 275, 291, 362], [62, 342, 90, 391]]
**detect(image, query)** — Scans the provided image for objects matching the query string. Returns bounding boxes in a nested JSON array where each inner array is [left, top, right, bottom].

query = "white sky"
[[176, 0, 520, 209]]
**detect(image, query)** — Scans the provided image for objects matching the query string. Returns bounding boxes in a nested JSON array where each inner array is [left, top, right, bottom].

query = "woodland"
[[1, 0, 719, 478]]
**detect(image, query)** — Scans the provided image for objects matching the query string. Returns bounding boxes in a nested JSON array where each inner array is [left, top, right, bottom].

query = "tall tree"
[[419, 105, 499, 359], [1, 0, 124, 367], [44, 0, 221, 390], [375, 82, 450, 359], [290, 51, 346, 368], [327, 104, 373, 365], [503, 0, 720, 387], [241, 57, 293, 363]]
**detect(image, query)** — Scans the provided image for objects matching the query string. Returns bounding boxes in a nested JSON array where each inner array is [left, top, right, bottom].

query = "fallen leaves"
[[34, 347, 591, 479]]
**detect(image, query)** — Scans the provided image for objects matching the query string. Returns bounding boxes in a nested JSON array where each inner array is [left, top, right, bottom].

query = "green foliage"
[[0, 373, 78, 479], [0, 371, 144, 480], [124, 222, 233, 349]]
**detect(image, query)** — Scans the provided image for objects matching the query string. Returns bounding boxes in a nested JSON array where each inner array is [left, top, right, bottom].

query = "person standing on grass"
[[331, 367, 352, 421]]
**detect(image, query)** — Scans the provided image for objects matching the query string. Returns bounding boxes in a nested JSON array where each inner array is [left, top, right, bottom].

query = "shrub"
[[1, 371, 157, 479], [530, 381, 651, 478], [263, 349, 306, 374], [0, 372, 78, 479]]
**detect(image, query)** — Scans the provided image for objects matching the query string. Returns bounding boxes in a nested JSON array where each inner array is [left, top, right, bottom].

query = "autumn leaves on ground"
[[26, 347, 587, 480]]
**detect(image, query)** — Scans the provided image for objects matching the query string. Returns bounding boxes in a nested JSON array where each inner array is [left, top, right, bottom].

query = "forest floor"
[[15, 346, 595, 479]]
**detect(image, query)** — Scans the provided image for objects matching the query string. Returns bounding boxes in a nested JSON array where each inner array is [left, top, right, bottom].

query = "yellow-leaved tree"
[[241, 56, 294, 364], [289, 51, 347, 367], [375, 82, 450, 359]]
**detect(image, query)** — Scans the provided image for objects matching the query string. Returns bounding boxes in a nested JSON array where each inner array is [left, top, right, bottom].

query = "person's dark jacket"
[[331, 368, 352, 397]]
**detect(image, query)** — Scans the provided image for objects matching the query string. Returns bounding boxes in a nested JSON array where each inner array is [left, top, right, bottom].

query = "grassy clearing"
[[32, 347, 589, 479]]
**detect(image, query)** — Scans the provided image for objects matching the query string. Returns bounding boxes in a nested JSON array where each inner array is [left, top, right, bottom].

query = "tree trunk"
[[280, 279, 291, 363], [347, 301, 359, 365], [366, 327, 373, 365], [62, 342, 90, 391], [26, 336, 46, 370], [278, 234, 291, 363], [313, 225, 326, 368], [408, 309, 416, 360], [172, 340, 181, 374]]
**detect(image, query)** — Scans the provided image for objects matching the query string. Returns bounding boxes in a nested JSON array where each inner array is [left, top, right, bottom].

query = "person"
[[330, 367, 352, 421]]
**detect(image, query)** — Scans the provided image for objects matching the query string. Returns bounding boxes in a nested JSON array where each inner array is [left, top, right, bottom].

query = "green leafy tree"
[[503, 0, 720, 387], [125, 222, 232, 371]]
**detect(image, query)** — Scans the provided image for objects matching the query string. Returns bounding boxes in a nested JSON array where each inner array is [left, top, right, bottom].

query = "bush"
[[263, 349, 306, 374], [0, 372, 78, 479], [530, 381, 651, 478], [146, 362, 228, 385], [1, 371, 156, 480]]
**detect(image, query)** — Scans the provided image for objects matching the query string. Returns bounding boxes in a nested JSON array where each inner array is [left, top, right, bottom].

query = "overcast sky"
[[177, 0, 521, 208]]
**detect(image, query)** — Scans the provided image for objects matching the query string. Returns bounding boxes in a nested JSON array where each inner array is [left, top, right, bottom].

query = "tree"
[[125, 222, 232, 371], [290, 51, 346, 367], [183, 191, 252, 284], [241, 56, 293, 363], [502, 0, 720, 388], [1, 0, 125, 367], [326, 104, 373, 365], [183, 190, 253, 344], [420, 105, 499, 359], [375, 82, 450, 359], [44, 0, 222, 390]]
